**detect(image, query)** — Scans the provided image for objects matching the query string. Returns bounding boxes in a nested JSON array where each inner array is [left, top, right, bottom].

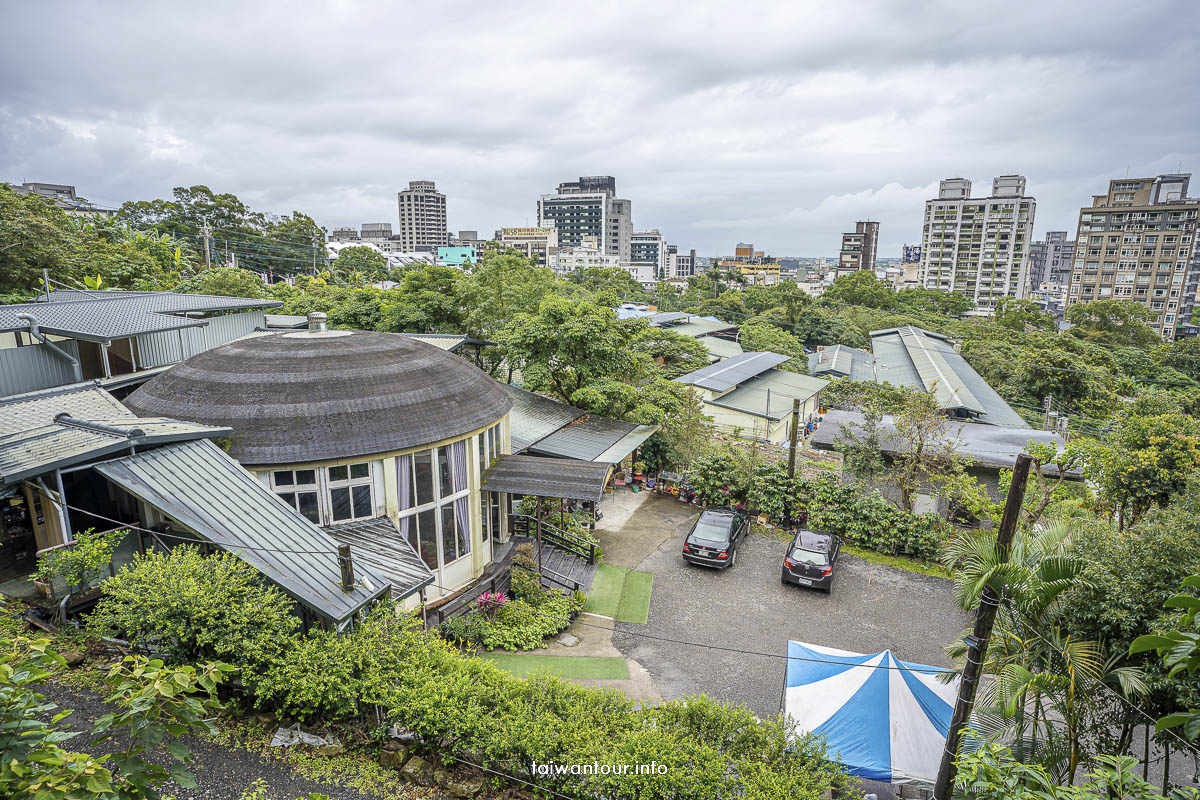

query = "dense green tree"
[[500, 295, 639, 404], [1163, 337, 1200, 382], [379, 265, 465, 332], [821, 270, 896, 309], [630, 325, 710, 379], [737, 319, 808, 373], [994, 297, 1057, 332], [1065, 299, 1161, 349], [331, 245, 387, 276], [174, 266, 270, 298]]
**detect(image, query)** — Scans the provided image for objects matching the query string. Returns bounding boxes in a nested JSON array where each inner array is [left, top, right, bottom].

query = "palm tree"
[[943, 518, 1147, 781]]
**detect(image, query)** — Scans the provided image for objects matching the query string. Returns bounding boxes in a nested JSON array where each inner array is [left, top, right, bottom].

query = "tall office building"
[[839, 221, 879, 273], [919, 175, 1036, 308], [1027, 231, 1076, 291], [1067, 174, 1199, 339], [396, 180, 449, 252], [537, 176, 632, 262]]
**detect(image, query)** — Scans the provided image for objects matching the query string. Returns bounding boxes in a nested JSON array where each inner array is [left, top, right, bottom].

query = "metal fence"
[[134, 310, 266, 368], [0, 339, 81, 397]]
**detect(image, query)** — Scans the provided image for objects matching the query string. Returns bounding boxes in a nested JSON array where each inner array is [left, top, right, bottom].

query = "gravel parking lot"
[[609, 496, 968, 718]]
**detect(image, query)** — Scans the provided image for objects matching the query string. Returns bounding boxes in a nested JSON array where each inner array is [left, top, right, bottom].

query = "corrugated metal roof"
[[481, 455, 612, 502], [0, 383, 131, 435], [322, 518, 434, 601], [869, 326, 1027, 428], [674, 351, 792, 392], [528, 414, 641, 461], [0, 291, 281, 342], [807, 345, 876, 382], [592, 424, 660, 464], [93, 440, 390, 624], [505, 385, 585, 453], [0, 417, 229, 486], [811, 410, 1079, 475], [646, 311, 692, 325], [655, 318, 738, 338], [697, 336, 743, 362], [706, 369, 829, 421]]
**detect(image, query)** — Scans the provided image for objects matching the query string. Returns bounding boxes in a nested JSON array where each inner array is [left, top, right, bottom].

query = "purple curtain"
[[451, 441, 470, 555], [396, 454, 412, 544]]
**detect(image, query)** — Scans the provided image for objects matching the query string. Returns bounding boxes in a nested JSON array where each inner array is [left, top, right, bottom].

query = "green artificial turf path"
[[584, 564, 654, 623], [481, 653, 630, 680]]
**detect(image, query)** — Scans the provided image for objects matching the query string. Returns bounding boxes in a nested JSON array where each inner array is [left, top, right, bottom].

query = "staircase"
[[512, 535, 599, 595]]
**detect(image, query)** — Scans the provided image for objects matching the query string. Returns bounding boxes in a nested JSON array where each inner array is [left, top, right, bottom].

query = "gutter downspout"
[[17, 314, 82, 382]]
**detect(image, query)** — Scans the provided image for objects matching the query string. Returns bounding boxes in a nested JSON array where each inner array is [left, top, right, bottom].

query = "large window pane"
[[297, 491, 319, 524], [488, 493, 500, 542], [274, 471, 294, 487], [413, 450, 434, 506], [330, 487, 352, 521], [438, 447, 453, 498], [279, 491, 296, 507], [441, 504, 458, 562], [416, 508, 437, 569], [296, 469, 316, 485], [351, 485, 372, 518], [480, 490, 489, 542]]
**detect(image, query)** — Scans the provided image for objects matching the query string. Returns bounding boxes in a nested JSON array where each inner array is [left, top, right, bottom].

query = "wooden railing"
[[509, 513, 596, 565]]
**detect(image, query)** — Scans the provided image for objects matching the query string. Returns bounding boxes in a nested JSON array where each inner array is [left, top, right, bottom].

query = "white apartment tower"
[[537, 176, 632, 262], [396, 180, 449, 252], [919, 175, 1036, 308]]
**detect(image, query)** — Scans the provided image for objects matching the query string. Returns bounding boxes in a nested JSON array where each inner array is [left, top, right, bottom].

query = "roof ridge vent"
[[54, 413, 144, 438], [308, 312, 327, 333]]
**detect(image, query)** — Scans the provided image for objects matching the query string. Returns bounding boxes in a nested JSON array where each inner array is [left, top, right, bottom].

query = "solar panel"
[[677, 351, 791, 392], [647, 311, 692, 325]]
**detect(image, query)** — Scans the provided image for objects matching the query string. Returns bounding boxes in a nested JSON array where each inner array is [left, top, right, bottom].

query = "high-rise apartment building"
[[360, 222, 392, 243], [498, 227, 558, 264], [330, 226, 359, 242], [839, 221, 879, 273], [396, 180, 449, 252], [919, 175, 1036, 308], [631, 229, 667, 278], [1027, 231, 1075, 291], [537, 176, 632, 262], [1067, 173, 1199, 339]]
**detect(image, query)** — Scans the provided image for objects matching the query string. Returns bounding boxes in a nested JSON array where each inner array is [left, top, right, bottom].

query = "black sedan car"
[[682, 507, 748, 568], [780, 529, 840, 592]]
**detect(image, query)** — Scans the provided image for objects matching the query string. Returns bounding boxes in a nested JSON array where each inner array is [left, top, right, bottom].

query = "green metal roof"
[[697, 335, 744, 362], [706, 369, 829, 421]]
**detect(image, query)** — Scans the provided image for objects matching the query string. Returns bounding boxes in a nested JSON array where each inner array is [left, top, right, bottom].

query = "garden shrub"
[[509, 565, 545, 604], [476, 591, 582, 651], [88, 546, 300, 676]]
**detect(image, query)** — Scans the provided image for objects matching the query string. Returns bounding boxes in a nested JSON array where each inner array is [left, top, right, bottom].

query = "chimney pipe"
[[307, 311, 328, 333]]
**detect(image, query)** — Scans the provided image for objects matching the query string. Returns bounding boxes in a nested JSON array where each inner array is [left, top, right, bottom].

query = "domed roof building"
[[126, 313, 514, 599]]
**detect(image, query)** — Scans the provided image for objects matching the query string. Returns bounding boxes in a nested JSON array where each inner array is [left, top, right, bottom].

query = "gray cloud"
[[2, 1, 1198, 257]]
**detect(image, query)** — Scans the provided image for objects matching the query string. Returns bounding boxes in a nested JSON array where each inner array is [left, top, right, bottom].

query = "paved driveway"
[[607, 495, 968, 718]]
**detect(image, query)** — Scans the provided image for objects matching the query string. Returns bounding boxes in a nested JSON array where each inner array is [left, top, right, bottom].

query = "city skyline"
[[2, 2, 1198, 256]]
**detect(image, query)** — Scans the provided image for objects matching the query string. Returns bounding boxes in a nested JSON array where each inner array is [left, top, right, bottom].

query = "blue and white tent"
[[782, 640, 960, 785]]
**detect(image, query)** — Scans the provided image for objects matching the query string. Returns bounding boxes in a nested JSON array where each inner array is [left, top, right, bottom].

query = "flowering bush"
[[476, 591, 508, 619]]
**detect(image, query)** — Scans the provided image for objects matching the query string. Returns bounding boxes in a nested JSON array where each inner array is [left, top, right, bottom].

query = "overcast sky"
[[3, 1, 1198, 258]]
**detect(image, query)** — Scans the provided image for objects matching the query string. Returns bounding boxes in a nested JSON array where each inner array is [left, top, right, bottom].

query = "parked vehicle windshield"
[[691, 519, 731, 543], [789, 547, 828, 566]]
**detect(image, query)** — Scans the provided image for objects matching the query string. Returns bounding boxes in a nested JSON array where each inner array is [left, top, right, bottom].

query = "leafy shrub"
[[88, 546, 300, 677], [438, 612, 487, 650], [476, 591, 582, 651], [32, 527, 128, 592], [509, 565, 545, 604]]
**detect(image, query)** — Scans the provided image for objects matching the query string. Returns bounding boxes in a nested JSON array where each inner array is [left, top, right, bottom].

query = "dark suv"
[[780, 529, 840, 592], [682, 507, 748, 569]]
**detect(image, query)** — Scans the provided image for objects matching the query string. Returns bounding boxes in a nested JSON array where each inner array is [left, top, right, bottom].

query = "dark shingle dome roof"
[[124, 330, 511, 466]]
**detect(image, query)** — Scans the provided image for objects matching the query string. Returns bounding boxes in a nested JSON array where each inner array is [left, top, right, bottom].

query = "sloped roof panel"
[[0, 383, 131, 435], [323, 518, 434, 601], [706, 369, 829, 420], [93, 440, 389, 624], [505, 385, 585, 453], [481, 455, 612, 502], [674, 351, 792, 392]]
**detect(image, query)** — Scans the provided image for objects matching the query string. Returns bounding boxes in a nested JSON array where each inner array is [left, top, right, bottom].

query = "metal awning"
[[93, 439, 390, 626], [323, 518, 434, 601], [528, 415, 659, 463], [481, 455, 612, 502]]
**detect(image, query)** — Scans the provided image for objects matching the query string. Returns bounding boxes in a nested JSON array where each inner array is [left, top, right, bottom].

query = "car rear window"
[[691, 519, 730, 543], [790, 547, 828, 566]]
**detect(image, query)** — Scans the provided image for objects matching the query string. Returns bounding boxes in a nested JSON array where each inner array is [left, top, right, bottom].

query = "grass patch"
[[584, 564, 628, 618], [842, 544, 950, 579], [583, 564, 654, 623], [614, 571, 654, 624], [481, 653, 630, 680]]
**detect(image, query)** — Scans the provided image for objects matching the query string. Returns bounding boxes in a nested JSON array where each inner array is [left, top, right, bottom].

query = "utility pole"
[[312, 234, 321, 275], [1043, 394, 1053, 430], [787, 398, 802, 479], [932, 453, 1033, 800], [201, 224, 212, 269]]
